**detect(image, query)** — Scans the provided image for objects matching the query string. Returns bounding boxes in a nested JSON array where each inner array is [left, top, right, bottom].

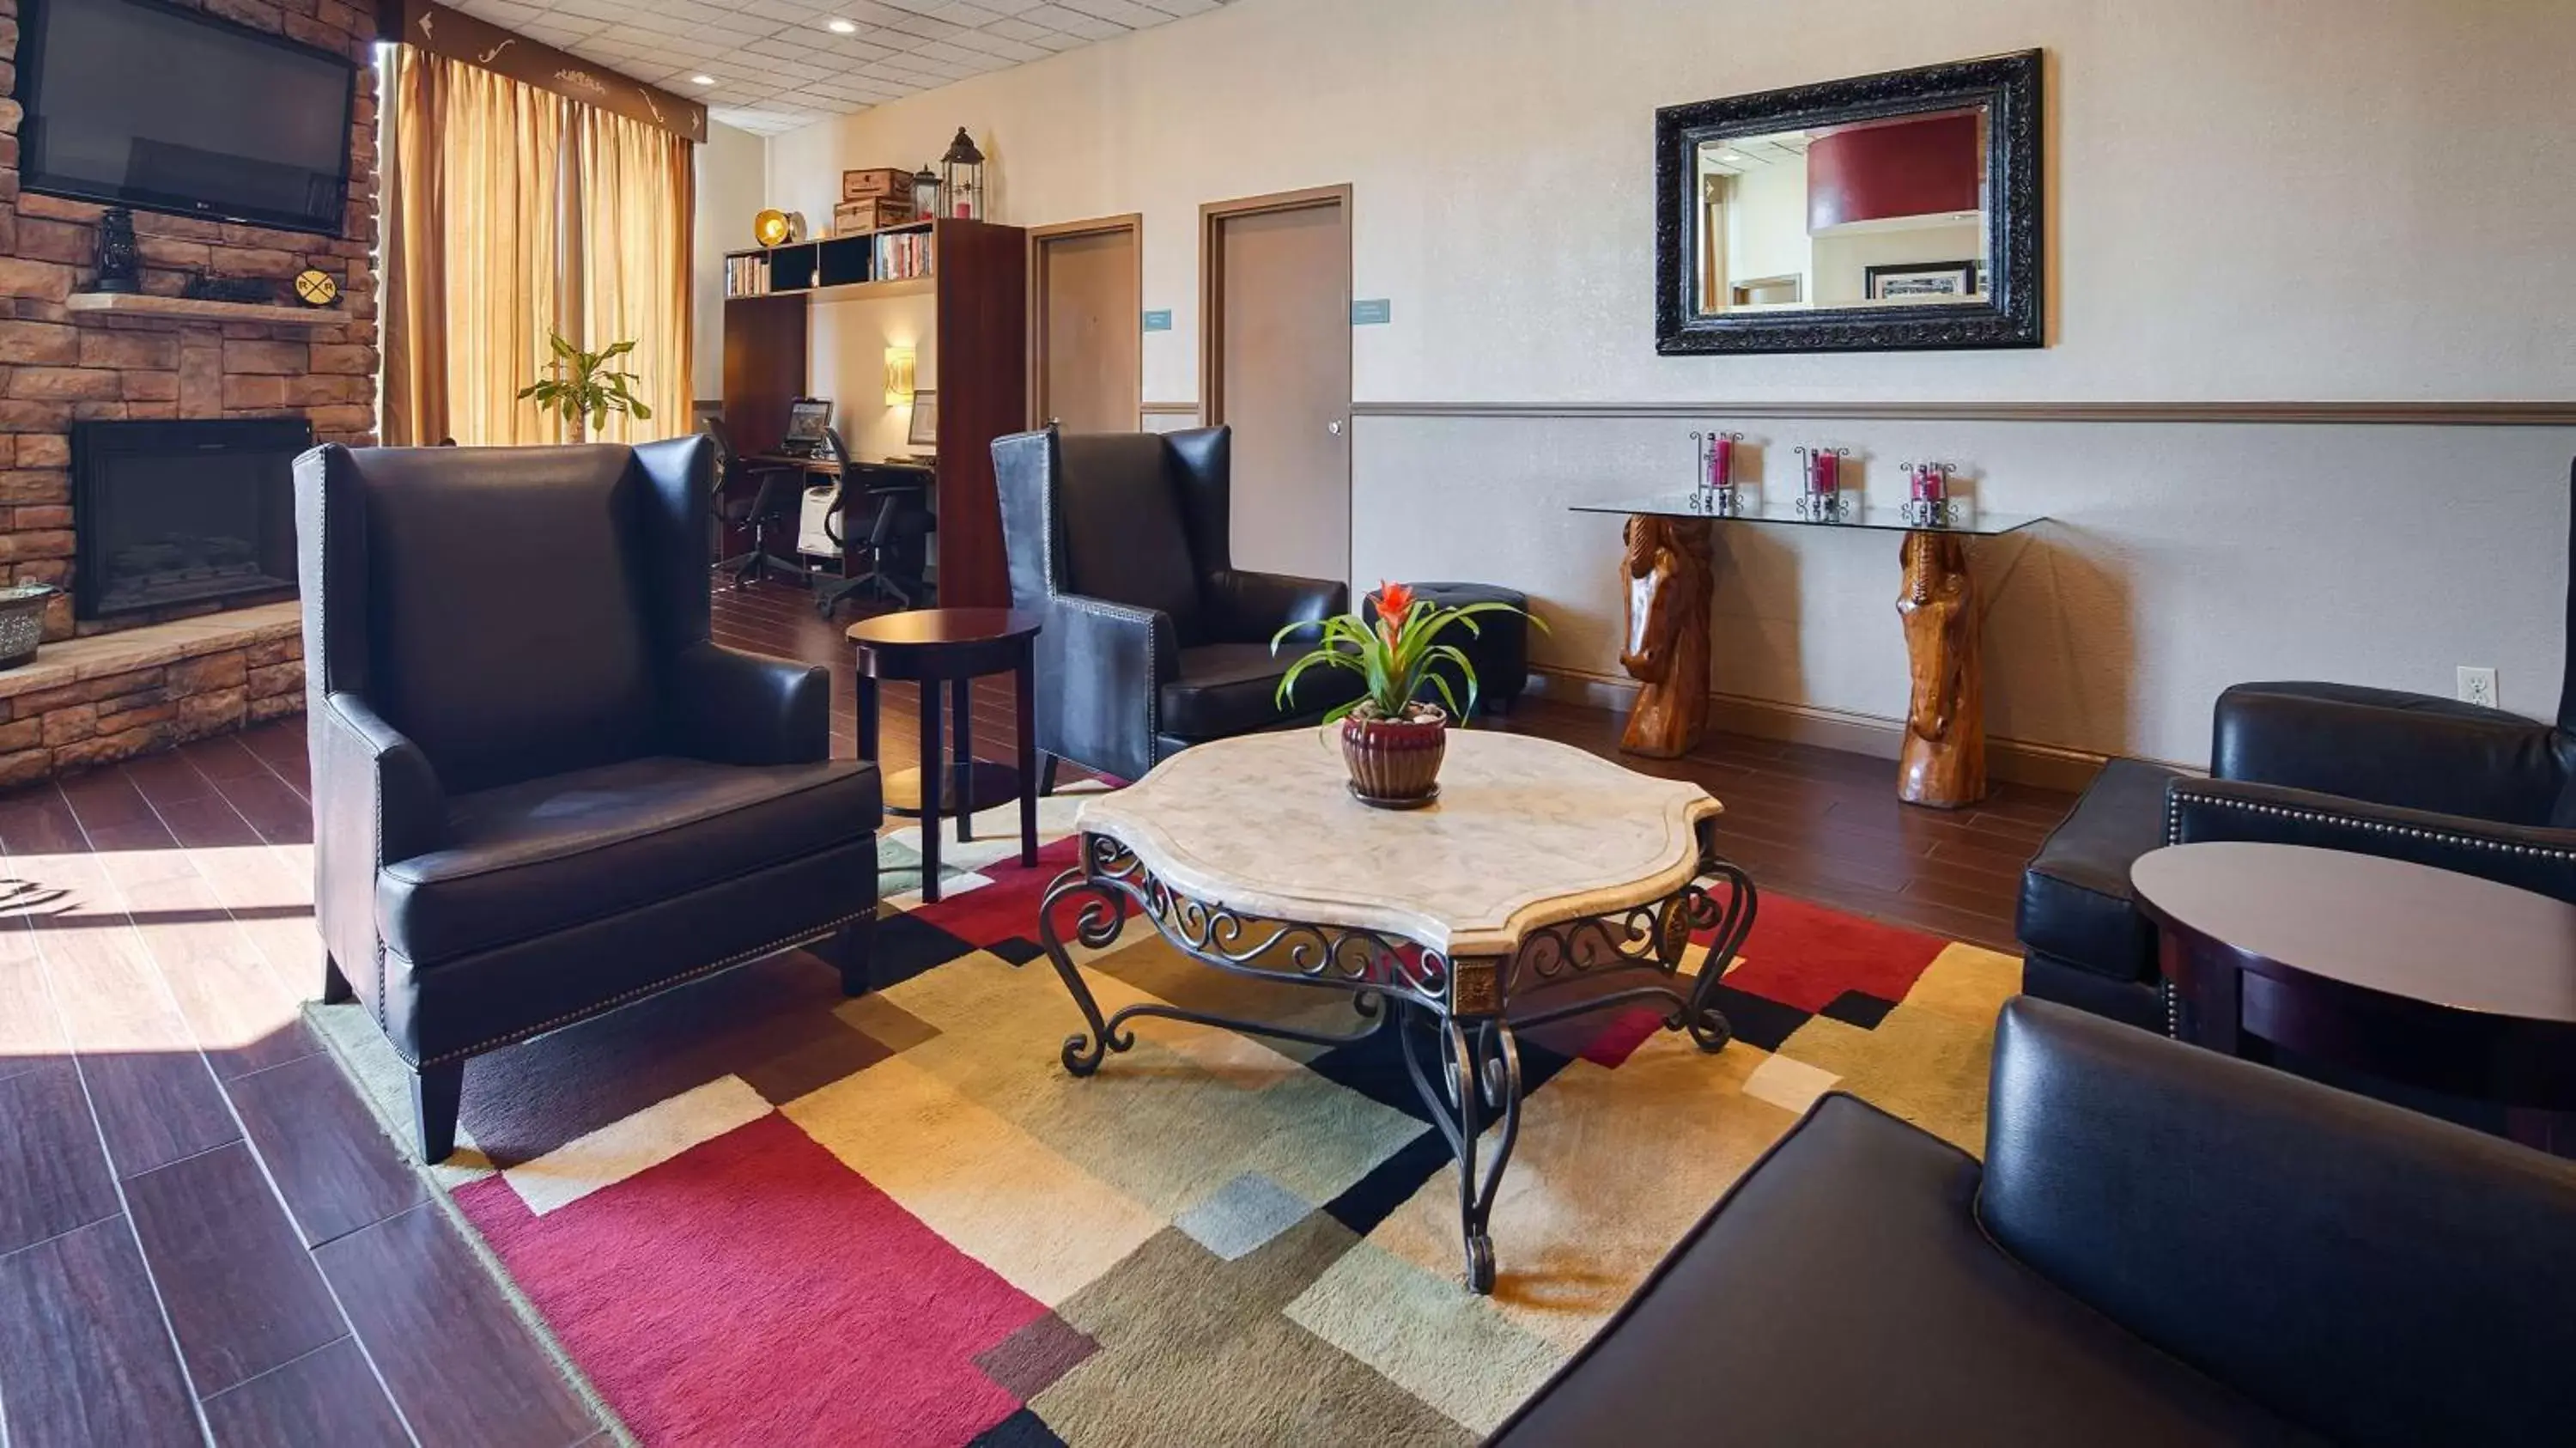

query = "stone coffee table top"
[[1075, 728, 1721, 958]]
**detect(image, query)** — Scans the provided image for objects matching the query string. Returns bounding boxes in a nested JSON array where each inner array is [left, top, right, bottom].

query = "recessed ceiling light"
[[1718, 151, 1743, 161], [691, 74, 716, 85], [827, 18, 857, 32]]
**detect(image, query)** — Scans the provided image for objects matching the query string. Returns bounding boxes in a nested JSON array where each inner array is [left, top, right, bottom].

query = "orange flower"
[[1373, 581, 1415, 642]]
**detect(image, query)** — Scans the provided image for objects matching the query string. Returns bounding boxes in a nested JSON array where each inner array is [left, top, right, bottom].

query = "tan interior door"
[[1203, 188, 1351, 583], [1031, 217, 1142, 432]]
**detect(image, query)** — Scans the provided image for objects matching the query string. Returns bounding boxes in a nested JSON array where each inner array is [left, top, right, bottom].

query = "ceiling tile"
[[494, 0, 1236, 138]]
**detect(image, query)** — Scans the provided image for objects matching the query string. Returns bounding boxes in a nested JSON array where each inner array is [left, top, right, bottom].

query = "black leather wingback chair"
[[297, 438, 882, 1162], [991, 425, 1363, 784]]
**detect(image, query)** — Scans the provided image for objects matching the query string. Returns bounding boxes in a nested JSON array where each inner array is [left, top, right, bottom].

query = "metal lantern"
[[910, 165, 941, 222], [939, 127, 984, 221]]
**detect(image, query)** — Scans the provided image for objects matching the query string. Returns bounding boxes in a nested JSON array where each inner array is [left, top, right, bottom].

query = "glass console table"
[[1569, 491, 2049, 808], [1570, 494, 2044, 537]]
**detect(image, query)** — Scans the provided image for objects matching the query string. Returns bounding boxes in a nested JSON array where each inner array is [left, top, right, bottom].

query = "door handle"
[[1327, 419, 1344, 436]]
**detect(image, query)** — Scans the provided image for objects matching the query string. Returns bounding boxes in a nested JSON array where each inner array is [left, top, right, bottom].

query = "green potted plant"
[[1273, 581, 1545, 808], [518, 332, 653, 441]]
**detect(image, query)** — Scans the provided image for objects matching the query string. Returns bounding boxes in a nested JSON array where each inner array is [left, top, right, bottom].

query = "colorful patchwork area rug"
[[314, 788, 2020, 1446]]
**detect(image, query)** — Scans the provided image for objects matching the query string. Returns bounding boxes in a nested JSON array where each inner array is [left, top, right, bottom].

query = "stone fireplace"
[[0, 0, 380, 785]]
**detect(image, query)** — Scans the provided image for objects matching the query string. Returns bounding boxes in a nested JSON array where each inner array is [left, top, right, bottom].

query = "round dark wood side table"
[[2133, 842, 2576, 1153], [847, 607, 1044, 903]]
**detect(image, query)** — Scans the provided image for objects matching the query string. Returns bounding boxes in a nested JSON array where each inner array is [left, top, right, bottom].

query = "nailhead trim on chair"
[[409, 909, 876, 1068], [2163, 788, 2576, 861]]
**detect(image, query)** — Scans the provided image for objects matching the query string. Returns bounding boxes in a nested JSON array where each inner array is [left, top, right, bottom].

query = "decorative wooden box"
[[841, 167, 913, 202], [834, 198, 915, 235]]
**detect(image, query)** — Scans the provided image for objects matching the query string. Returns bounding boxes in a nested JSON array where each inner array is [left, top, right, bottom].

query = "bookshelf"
[[720, 217, 1029, 610], [723, 219, 939, 299]]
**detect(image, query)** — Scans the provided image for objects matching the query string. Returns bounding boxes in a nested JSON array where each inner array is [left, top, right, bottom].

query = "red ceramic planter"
[[1341, 703, 1448, 807]]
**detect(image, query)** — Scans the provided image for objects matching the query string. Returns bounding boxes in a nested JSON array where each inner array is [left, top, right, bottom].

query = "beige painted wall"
[[757, 0, 2576, 764], [691, 120, 769, 402], [811, 291, 939, 461], [1722, 162, 1812, 304]]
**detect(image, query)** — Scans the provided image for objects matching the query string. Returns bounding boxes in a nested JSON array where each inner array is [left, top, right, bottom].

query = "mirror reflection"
[[1694, 105, 1989, 315]]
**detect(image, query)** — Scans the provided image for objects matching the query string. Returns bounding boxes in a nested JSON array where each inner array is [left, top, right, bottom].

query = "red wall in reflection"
[[1807, 113, 1981, 230]]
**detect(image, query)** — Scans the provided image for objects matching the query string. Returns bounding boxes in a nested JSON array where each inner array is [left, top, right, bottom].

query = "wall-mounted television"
[[15, 0, 357, 237]]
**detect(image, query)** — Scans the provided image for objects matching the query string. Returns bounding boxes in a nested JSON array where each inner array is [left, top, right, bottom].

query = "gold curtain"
[[569, 105, 693, 445], [382, 47, 691, 447]]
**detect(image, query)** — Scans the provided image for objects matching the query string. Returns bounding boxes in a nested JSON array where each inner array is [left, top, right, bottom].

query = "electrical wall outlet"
[[2458, 666, 2499, 709]]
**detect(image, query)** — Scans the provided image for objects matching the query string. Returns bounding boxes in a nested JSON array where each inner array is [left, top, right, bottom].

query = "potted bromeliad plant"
[[1273, 581, 1545, 808]]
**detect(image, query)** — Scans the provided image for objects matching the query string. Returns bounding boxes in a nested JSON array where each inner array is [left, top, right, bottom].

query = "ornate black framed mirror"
[[1655, 50, 2042, 355]]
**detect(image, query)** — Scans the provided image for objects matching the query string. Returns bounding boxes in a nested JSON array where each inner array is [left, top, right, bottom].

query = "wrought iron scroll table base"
[[1029, 830, 1757, 1293]]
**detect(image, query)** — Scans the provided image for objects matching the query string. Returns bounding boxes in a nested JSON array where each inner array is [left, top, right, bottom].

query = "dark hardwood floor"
[[0, 577, 2065, 1445]]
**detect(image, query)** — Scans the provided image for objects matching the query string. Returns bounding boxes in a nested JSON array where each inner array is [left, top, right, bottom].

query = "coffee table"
[[1028, 728, 1757, 1292], [2134, 842, 2576, 1150]]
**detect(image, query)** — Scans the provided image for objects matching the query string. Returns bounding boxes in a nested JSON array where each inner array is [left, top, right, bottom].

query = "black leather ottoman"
[[2015, 757, 2187, 1031], [1365, 581, 1530, 715]]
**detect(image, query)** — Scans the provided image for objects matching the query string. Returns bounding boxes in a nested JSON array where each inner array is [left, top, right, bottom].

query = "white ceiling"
[[451, 0, 1237, 137]]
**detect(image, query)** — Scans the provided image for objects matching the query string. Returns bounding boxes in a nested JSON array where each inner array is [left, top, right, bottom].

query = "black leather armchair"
[[991, 425, 1363, 784], [2168, 679, 2576, 898], [297, 438, 881, 1162], [2022, 457, 2576, 1026], [1492, 997, 2576, 1446]]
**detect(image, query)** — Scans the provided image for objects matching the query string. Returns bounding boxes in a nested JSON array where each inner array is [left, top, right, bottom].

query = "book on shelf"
[[725, 252, 775, 298], [872, 229, 934, 283]]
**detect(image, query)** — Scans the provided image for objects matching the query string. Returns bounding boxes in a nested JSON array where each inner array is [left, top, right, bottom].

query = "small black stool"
[[1365, 581, 1531, 716], [848, 607, 1045, 903]]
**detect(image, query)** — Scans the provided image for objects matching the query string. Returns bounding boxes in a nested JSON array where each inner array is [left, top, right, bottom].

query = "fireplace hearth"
[[72, 419, 309, 621]]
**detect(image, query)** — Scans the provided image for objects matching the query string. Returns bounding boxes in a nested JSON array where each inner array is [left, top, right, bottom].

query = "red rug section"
[[457, 1114, 1045, 1448], [1716, 893, 1949, 1011], [909, 834, 1083, 947]]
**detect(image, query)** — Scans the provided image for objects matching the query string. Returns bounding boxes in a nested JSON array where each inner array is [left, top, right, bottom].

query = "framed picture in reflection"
[[1865, 260, 1979, 301]]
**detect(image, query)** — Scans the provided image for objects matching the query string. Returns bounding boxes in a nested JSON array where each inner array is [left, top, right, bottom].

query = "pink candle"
[[1811, 451, 1839, 493], [1711, 436, 1735, 490], [1911, 465, 1944, 502]]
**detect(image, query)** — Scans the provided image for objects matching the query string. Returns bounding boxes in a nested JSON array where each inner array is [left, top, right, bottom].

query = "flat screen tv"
[[15, 0, 357, 237]]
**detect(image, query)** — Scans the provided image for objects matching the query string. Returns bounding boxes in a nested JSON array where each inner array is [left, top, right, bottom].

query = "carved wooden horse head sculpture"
[[1619, 516, 1714, 757]]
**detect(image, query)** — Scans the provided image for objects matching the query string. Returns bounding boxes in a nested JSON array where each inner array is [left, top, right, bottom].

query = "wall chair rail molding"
[[1351, 400, 2576, 427], [381, 0, 707, 141]]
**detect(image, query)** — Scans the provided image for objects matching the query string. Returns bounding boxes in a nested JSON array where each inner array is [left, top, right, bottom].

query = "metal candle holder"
[[1794, 446, 1853, 523], [1899, 460, 1960, 528], [1690, 429, 1747, 515]]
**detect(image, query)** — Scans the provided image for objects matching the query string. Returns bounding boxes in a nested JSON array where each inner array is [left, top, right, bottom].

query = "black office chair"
[[704, 417, 806, 589], [816, 430, 933, 616]]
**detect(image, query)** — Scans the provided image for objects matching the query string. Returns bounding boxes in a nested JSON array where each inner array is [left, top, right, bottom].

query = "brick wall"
[[0, 0, 380, 643], [0, 601, 306, 786]]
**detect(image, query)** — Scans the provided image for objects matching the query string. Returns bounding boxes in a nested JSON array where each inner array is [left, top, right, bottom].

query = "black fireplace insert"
[[72, 417, 308, 619]]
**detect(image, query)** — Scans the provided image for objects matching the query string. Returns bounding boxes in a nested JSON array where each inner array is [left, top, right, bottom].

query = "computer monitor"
[[906, 390, 937, 449], [784, 397, 832, 450]]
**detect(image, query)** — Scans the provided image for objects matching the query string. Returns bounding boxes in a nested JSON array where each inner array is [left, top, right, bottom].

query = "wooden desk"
[[717, 454, 939, 588], [739, 452, 842, 472]]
